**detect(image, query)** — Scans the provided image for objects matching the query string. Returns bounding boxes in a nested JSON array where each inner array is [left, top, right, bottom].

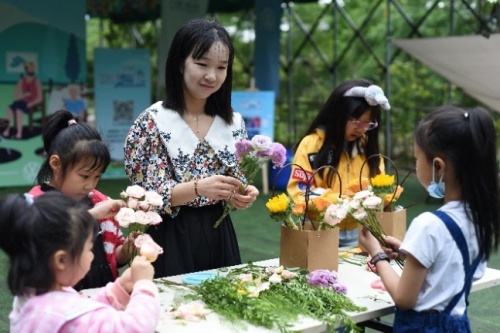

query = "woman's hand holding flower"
[[198, 175, 241, 201], [231, 184, 259, 209]]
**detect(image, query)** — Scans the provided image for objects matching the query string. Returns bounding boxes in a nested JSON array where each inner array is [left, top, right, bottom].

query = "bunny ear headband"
[[343, 85, 391, 110]]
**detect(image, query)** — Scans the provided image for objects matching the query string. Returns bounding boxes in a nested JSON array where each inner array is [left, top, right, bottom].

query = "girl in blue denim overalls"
[[358, 106, 500, 332]]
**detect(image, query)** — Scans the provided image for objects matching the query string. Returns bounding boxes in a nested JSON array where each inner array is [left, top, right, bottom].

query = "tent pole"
[[385, 0, 392, 172], [448, 0, 455, 104], [286, 2, 294, 146]]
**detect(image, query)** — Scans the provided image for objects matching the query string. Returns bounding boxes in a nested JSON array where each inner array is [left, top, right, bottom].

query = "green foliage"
[[85, 0, 500, 158], [190, 264, 366, 332]]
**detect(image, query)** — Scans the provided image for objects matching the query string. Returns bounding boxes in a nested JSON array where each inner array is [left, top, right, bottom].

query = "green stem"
[[285, 216, 298, 229]]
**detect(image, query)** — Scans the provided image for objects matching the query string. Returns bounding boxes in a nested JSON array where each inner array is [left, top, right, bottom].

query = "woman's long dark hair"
[[415, 106, 499, 260], [295, 79, 382, 184], [162, 18, 235, 125]]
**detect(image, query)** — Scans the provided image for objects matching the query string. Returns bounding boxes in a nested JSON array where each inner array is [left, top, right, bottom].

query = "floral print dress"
[[124, 101, 247, 277]]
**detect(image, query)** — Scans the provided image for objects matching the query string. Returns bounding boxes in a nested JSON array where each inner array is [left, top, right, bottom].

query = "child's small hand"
[[382, 235, 404, 260], [131, 255, 155, 283], [118, 267, 134, 294], [122, 232, 137, 259], [358, 227, 383, 256], [90, 199, 126, 219]]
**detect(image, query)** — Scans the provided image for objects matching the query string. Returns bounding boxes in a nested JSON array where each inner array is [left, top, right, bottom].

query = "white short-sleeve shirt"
[[400, 200, 486, 315]]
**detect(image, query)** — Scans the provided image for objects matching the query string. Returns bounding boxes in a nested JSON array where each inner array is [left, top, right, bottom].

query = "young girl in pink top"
[[29, 109, 134, 290], [1, 191, 160, 332]]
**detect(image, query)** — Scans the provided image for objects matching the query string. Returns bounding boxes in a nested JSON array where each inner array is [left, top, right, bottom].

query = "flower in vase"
[[292, 196, 340, 230], [214, 135, 287, 228], [266, 193, 342, 231], [265, 193, 298, 229]]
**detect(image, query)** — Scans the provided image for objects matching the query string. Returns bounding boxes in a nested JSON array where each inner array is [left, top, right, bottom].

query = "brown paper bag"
[[279, 222, 339, 272], [377, 209, 407, 241]]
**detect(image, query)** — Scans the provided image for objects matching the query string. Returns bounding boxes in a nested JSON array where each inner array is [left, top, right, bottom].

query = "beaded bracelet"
[[194, 179, 201, 197]]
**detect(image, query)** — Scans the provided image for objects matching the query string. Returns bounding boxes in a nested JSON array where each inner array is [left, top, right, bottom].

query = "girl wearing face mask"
[[287, 79, 388, 247], [358, 106, 500, 332]]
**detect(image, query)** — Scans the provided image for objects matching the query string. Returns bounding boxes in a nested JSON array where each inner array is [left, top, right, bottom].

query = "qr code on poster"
[[113, 100, 134, 121]]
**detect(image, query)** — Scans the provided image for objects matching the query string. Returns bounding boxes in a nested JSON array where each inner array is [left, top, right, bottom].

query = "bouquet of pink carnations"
[[213, 135, 287, 228], [115, 185, 164, 261]]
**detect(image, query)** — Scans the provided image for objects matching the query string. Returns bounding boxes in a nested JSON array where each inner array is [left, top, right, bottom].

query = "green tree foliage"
[[86, 0, 500, 165]]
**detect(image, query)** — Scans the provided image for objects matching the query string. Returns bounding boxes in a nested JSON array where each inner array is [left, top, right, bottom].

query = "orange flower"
[[287, 196, 337, 230], [292, 201, 305, 216], [312, 196, 333, 211], [347, 177, 370, 193], [383, 185, 404, 207]]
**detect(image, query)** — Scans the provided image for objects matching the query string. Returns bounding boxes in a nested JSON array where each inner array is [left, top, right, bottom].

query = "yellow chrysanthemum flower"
[[370, 174, 395, 188], [265, 193, 290, 213]]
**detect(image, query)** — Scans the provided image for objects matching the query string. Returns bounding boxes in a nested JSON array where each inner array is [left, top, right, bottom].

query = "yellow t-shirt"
[[286, 128, 385, 230]]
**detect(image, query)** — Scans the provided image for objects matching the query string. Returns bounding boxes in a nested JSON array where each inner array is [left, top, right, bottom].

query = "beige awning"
[[393, 33, 500, 113]]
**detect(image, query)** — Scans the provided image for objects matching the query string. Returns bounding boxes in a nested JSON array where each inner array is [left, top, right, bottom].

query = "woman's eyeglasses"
[[348, 120, 378, 131]]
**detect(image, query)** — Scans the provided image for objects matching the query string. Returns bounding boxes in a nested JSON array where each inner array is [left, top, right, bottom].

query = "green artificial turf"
[[0, 173, 499, 332]]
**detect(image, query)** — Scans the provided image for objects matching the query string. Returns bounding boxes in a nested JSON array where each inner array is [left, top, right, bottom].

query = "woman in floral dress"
[[124, 18, 259, 277]]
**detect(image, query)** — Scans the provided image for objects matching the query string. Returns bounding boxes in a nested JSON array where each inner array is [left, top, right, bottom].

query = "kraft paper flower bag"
[[267, 163, 340, 272], [352, 154, 407, 242]]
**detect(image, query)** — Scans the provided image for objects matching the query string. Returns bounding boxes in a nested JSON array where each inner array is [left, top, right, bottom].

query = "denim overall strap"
[[432, 210, 482, 314]]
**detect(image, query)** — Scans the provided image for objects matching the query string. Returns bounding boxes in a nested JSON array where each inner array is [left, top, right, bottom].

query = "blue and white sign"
[[232, 91, 275, 140], [94, 48, 151, 178]]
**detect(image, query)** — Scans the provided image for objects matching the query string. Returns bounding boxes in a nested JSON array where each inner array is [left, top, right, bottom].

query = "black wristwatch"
[[370, 252, 390, 266]]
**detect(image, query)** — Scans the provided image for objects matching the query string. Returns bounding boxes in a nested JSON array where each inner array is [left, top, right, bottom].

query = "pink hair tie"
[[68, 119, 77, 126]]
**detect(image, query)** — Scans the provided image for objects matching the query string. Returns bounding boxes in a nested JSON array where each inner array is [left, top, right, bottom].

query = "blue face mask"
[[427, 165, 445, 199]]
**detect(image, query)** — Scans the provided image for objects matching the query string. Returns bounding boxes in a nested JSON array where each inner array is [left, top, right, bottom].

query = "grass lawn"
[[1, 173, 499, 332]]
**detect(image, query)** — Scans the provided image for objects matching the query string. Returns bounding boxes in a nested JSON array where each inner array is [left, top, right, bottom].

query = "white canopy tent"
[[393, 33, 500, 113]]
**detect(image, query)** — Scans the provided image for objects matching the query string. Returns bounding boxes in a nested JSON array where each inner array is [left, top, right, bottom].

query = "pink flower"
[[363, 196, 382, 209], [254, 149, 271, 159], [134, 234, 163, 262], [115, 207, 135, 227], [324, 204, 347, 226], [144, 191, 163, 207], [237, 273, 253, 283], [235, 139, 252, 159], [353, 190, 372, 201], [137, 200, 150, 211], [352, 208, 367, 221], [144, 211, 162, 225], [269, 142, 287, 168], [269, 273, 282, 284], [168, 301, 211, 322], [134, 210, 148, 224], [281, 269, 298, 279], [125, 185, 146, 198], [251, 134, 273, 152], [127, 197, 139, 209]]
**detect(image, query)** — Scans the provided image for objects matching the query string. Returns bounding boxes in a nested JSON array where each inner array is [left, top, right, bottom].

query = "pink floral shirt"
[[124, 102, 247, 217], [9, 280, 160, 333]]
